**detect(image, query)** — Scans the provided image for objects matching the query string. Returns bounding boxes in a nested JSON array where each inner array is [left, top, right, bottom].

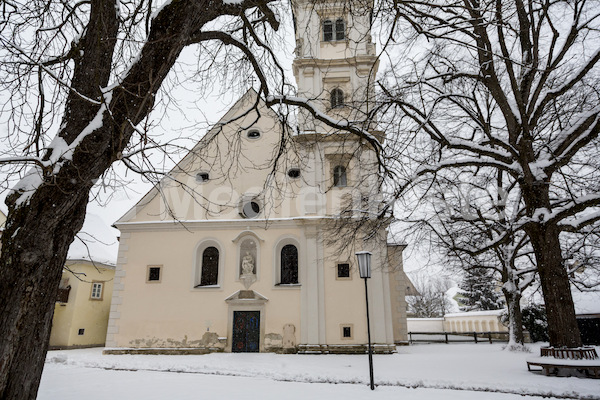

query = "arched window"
[[331, 88, 344, 108], [323, 19, 333, 41], [280, 244, 298, 284], [199, 246, 219, 286], [333, 165, 347, 187], [335, 18, 345, 40]]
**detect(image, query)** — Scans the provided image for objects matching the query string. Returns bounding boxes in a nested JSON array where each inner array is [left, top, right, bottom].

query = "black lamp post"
[[356, 251, 374, 390]]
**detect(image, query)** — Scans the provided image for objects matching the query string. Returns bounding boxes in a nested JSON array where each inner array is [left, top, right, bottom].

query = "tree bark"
[[0, 0, 257, 397], [526, 223, 582, 348], [502, 288, 524, 346]]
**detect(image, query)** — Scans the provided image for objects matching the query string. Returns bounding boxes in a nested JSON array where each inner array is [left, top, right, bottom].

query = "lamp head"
[[355, 251, 372, 279]]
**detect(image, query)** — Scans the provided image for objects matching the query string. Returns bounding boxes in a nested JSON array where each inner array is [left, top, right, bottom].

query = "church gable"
[[118, 90, 303, 224]]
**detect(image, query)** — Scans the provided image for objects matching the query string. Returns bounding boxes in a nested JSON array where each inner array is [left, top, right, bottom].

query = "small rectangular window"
[[147, 265, 162, 283], [340, 324, 353, 340], [78, 329, 85, 336], [337, 263, 350, 278], [90, 282, 103, 300]]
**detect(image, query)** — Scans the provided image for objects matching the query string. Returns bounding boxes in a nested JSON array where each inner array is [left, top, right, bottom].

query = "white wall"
[[407, 318, 444, 332]]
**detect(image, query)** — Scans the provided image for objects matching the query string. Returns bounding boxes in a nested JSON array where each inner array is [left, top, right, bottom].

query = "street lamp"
[[356, 251, 374, 390]]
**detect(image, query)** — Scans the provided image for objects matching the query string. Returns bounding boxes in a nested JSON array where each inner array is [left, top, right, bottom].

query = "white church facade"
[[105, 0, 409, 354]]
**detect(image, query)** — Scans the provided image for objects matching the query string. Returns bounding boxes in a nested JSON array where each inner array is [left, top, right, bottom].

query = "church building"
[[105, 0, 409, 354]]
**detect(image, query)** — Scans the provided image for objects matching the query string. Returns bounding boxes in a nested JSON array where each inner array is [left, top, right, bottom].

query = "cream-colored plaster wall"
[[49, 262, 115, 347], [49, 277, 79, 347], [111, 224, 304, 348]]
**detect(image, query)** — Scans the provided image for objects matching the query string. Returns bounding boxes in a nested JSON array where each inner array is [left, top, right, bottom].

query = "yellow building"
[[49, 260, 115, 349], [105, 0, 409, 354]]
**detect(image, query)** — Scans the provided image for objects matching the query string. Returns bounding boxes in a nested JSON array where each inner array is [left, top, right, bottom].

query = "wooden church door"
[[232, 311, 260, 352]]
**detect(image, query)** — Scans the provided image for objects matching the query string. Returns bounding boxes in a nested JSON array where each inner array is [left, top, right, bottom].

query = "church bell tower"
[[292, 0, 379, 133]]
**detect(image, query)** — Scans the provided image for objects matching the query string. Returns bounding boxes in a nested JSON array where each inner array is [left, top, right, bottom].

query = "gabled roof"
[[116, 88, 280, 225]]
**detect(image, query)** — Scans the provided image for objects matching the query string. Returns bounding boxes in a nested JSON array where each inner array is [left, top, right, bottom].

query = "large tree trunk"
[[0, 182, 91, 399], [527, 224, 582, 348], [0, 0, 242, 397], [518, 144, 582, 347]]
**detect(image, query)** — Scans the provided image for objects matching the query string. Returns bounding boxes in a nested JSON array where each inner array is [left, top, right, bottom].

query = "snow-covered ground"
[[39, 343, 600, 399]]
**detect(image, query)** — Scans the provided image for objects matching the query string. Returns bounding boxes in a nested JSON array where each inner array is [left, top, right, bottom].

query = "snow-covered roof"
[[445, 309, 505, 318], [445, 285, 461, 313], [67, 212, 119, 266], [572, 290, 600, 315]]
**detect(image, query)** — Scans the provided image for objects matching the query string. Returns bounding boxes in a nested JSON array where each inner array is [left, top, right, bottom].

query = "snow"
[[150, 0, 173, 20], [445, 309, 504, 318], [10, 167, 43, 207], [9, 92, 113, 208], [39, 343, 600, 399], [572, 290, 600, 315]]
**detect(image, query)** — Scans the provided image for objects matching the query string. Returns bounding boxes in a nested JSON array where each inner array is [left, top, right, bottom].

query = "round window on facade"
[[247, 129, 261, 140], [240, 198, 261, 218], [196, 172, 210, 183], [287, 168, 301, 179]]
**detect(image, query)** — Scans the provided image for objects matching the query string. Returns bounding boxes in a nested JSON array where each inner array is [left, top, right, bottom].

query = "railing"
[[408, 331, 510, 344]]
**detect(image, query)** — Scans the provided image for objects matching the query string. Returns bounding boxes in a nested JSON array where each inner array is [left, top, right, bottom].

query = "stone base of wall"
[[103, 347, 225, 355], [49, 344, 105, 351], [263, 346, 298, 354], [103, 343, 397, 355], [297, 344, 396, 354]]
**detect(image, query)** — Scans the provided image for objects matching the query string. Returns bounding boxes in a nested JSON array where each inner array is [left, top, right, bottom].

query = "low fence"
[[408, 331, 510, 344]]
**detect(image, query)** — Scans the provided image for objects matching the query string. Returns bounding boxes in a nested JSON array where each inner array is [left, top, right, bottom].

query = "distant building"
[[49, 212, 119, 348], [49, 260, 115, 349], [573, 291, 600, 345]]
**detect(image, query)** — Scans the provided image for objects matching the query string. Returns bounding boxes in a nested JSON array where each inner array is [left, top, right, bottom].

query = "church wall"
[[109, 223, 304, 351]]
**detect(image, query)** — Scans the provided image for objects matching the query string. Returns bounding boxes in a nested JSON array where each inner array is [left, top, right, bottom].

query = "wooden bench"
[[527, 360, 600, 378], [540, 347, 598, 360], [527, 347, 600, 378]]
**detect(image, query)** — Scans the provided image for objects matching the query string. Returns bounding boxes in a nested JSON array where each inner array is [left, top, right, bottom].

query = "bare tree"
[[377, 0, 600, 348], [0, 0, 298, 397], [406, 273, 453, 318], [405, 169, 537, 347]]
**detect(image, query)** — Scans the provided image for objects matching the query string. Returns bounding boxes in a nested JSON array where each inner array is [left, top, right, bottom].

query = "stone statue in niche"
[[241, 252, 254, 275], [239, 240, 257, 289]]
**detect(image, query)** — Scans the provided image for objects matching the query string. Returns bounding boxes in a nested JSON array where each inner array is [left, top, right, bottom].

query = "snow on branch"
[[527, 194, 600, 228], [413, 158, 522, 181], [543, 109, 600, 173], [9, 90, 114, 207], [532, 48, 600, 125]]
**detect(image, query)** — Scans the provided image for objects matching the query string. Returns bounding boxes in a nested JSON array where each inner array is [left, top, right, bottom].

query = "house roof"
[[572, 290, 600, 316], [68, 212, 119, 266]]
